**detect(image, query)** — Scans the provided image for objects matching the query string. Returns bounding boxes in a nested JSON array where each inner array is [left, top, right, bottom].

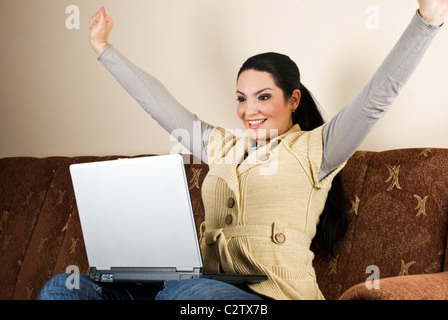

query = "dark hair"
[[238, 52, 347, 258]]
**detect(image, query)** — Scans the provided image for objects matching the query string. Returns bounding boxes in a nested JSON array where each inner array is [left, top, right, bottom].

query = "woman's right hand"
[[89, 7, 114, 55]]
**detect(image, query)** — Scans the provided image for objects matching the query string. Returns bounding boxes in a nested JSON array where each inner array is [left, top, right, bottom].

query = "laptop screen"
[[70, 154, 203, 271]]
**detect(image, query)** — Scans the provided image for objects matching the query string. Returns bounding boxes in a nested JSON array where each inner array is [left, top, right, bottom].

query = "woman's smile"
[[247, 118, 267, 129]]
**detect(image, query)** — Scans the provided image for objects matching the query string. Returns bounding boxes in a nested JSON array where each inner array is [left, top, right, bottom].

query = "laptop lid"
[[69, 154, 203, 272]]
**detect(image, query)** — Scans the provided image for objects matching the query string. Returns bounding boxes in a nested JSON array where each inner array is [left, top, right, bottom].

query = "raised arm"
[[89, 7, 213, 163], [318, 3, 446, 181]]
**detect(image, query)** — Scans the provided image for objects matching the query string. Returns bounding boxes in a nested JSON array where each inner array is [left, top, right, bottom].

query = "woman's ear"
[[289, 89, 301, 112]]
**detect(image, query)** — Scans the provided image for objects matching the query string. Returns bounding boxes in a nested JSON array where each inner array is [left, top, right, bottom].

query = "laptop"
[[69, 154, 267, 284]]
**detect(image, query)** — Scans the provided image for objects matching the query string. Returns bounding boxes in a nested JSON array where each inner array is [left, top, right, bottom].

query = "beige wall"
[[1, 0, 447, 158]]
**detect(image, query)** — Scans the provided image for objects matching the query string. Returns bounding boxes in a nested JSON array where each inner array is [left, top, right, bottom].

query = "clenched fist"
[[89, 7, 114, 55]]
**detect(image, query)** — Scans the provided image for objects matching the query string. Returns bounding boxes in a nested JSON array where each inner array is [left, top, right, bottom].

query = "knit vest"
[[199, 124, 345, 300]]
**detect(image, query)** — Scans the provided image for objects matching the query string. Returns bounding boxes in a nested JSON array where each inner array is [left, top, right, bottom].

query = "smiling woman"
[[38, 1, 448, 301]]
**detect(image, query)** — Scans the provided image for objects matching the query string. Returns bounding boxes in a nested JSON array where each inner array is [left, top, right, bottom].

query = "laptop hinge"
[[176, 267, 195, 272]]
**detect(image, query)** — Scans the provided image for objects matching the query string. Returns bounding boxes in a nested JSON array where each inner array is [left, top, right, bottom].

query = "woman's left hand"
[[418, 0, 448, 26]]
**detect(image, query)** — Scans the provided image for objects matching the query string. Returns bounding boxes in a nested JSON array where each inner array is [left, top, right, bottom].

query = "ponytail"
[[293, 85, 347, 258], [292, 84, 324, 131]]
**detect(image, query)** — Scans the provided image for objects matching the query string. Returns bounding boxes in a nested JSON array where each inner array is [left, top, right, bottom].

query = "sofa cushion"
[[339, 271, 448, 300]]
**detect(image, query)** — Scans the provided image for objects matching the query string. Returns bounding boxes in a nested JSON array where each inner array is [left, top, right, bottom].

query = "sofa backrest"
[[0, 156, 97, 299], [313, 148, 448, 300]]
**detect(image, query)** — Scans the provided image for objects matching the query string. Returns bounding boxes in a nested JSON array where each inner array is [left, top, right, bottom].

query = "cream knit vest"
[[200, 124, 345, 300]]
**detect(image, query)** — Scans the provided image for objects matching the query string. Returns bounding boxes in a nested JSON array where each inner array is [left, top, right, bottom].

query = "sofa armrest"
[[339, 271, 448, 300]]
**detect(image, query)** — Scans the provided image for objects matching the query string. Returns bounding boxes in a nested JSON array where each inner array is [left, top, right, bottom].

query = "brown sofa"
[[1, 148, 448, 300]]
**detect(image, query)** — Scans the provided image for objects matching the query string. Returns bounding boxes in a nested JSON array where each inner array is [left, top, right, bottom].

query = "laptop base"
[[90, 267, 267, 285]]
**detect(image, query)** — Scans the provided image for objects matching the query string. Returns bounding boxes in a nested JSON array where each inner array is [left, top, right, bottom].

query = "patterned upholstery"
[[314, 148, 448, 299], [0, 149, 447, 300]]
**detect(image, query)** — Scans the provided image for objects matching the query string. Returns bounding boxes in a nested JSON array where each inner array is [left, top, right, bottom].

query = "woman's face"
[[236, 69, 300, 144]]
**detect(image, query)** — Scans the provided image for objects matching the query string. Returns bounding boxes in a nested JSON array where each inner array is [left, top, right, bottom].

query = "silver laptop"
[[70, 154, 266, 284]]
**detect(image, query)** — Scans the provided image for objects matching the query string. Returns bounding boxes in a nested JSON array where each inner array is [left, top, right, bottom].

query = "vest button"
[[274, 232, 286, 244], [227, 197, 235, 208], [259, 154, 270, 162], [225, 214, 233, 225]]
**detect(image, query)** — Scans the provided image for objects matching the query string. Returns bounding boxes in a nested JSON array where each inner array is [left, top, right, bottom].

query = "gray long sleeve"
[[98, 46, 213, 163], [318, 11, 441, 180], [97, 11, 440, 177]]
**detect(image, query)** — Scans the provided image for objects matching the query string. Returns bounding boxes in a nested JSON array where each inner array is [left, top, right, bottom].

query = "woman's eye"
[[236, 96, 246, 102], [258, 94, 271, 101]]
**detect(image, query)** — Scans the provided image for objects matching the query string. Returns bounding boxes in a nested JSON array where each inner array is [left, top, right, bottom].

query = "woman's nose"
[[245, 100, 259, 116]]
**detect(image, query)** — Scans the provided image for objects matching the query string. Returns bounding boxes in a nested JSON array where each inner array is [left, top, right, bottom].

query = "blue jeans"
[[37, 273, 264, 300]]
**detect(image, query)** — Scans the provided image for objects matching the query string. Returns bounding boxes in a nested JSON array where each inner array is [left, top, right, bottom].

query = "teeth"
[[248, 119, 266, 126]]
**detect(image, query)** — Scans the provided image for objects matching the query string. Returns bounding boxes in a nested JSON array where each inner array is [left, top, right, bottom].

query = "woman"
[[39, 1, 447, 300]]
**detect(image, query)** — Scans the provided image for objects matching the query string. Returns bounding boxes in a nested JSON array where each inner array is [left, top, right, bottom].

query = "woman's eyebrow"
[[236, 88, 274, 96]]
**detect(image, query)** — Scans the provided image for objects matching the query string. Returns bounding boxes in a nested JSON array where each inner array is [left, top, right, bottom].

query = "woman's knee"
[[37, 273, 102, 300], [155, 278, 263, 300]]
